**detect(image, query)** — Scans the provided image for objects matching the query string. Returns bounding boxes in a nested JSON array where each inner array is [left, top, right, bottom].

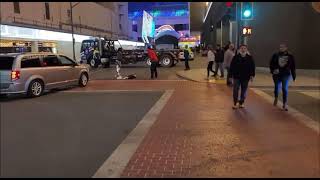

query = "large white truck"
[[80, 38, 180, 68]]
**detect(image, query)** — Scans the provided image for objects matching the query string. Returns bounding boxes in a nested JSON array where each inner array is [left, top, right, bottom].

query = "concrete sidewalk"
[[176, 68, 320, 88]]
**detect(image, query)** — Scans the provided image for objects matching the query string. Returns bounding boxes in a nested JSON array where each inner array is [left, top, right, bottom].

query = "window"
[[119, 24, 122, 30], [0, 57, 14, 70], [21, 57, 42, 68], [43, 55, 60, 67], [13, 2, 20, 14], [45, 2, 50, 20], [174, 24, 189, 31], [59, 56, 75, 66], [132, 24, 137, 32]]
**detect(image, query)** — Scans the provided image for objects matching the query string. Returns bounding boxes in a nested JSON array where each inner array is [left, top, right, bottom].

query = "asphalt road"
[[0, 91, 163, 177], [89, 59, 202, 80], [262, 90, 320, 122]]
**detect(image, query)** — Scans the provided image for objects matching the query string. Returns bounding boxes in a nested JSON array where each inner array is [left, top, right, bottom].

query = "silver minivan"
[[0, 52, 90, 97]]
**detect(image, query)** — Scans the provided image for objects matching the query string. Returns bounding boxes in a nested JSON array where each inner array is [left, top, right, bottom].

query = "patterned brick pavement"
[[72, 80, 320, 178]]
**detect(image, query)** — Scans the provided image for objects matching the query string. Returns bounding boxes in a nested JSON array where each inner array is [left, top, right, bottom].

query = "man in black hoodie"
[[269, 44, 296, 111], [230, 44, 255, 109]]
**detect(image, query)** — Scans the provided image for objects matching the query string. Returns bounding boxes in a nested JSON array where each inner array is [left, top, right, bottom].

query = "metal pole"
[[70, 2, 76, 61], [220, 20, 223, 46]]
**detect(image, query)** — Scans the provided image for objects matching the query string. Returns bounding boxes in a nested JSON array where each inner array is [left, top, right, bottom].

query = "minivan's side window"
[[43, 55, 60, 67], [59, 56, 75, 66], [21, 57, 42, 68]]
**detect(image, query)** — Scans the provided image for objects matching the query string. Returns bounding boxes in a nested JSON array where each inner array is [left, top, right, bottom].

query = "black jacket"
[[269, 51, 296, 80], [230, 53, 255, 80], [215, 49, 224, 63]]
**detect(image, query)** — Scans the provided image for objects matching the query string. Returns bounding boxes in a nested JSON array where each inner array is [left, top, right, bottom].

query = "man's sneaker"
[[232, 103, 238, 109], [239, 103, 245, 108], [273, 98, 278, 106], [283, 104, 288, 111]]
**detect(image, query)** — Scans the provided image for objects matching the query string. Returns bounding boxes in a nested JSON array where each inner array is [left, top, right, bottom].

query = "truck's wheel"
[[160, 55, 173, 67], [90, 59, 99, 68], [145, 57, 151, 66], [103, 61, 110, 68]]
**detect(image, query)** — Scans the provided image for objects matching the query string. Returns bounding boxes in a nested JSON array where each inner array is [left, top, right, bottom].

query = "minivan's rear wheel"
[[0, 94, 7, 98], [27, 80, 44, 98], [79, 73, 89, 87]]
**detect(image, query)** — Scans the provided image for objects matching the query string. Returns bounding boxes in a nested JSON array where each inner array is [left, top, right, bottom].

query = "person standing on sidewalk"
[[224, 43, 235, 86], [230, 44, 255, 109], [269, 43, 296, 111], [213, 44, 225, 78], [147, 45, 159, 79], [206, 45, 215, 79], [115, 48, 123, 79], [184, 45, 190, 70]]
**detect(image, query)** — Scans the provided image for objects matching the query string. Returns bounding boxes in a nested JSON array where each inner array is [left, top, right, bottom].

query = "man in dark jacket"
[[230, 44, 255, 109], [184, 45, 190, 70], [213, 44, 225, 78], [269, 44, 296, 111]]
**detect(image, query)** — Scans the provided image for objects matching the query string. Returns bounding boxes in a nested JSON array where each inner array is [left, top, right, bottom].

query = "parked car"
[[0, 52, 90, 98]]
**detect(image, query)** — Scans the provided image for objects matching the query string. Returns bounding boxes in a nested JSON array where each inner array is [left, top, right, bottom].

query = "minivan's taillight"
[[11, 70, 20, 81]]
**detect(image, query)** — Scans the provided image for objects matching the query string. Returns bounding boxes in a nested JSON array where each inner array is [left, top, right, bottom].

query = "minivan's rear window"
[[0, 56, 14, 70]]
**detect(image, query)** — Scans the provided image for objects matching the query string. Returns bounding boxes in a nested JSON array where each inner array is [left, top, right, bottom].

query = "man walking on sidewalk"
[[147, 45, 159, 79], [224, 43, 235, 86], [207, 45, 215, 79], [213, 44, 225, 78], [184, 45, 190, 70], [230, 44, 255, 109], [269, 43, 296, 111]]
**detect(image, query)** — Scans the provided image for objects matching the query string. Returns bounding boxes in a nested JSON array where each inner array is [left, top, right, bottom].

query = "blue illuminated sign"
[[129, 9, 189, 19]]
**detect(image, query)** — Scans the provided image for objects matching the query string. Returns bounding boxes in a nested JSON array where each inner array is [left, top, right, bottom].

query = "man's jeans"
[[214, 62, 224, 77], [233, 78, 249, 105], [273, 75, 290, 104]]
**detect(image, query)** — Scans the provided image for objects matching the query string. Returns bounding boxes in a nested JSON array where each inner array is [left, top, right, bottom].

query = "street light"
[[69, 2, 80, 61]]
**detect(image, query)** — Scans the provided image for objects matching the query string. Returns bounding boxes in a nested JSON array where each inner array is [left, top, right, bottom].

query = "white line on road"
[[62, 90, 170, 93], [92, 90, 174, 178], [251, 88, 319, 134]]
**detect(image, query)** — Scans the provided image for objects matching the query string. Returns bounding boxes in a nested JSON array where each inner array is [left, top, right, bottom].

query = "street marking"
[[62, 90, 166, 93], [93, 90, 174, 178], [251, 88, 319, 134], [91, 79, 188, 82]]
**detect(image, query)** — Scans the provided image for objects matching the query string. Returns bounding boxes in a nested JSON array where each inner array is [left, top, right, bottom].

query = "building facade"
[[202, 2, 320, 69], [0, 2, 131, 60]]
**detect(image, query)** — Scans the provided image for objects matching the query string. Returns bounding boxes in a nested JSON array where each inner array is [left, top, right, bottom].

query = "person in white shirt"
[[224, 43, 235, 86], [207, 45, 215, 79]]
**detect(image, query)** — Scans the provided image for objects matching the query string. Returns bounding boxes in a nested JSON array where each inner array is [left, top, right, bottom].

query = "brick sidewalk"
[[75, 80, 320, 177]]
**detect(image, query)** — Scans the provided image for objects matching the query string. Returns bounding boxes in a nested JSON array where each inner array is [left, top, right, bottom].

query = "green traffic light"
[[243, 10, 252, 17]]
